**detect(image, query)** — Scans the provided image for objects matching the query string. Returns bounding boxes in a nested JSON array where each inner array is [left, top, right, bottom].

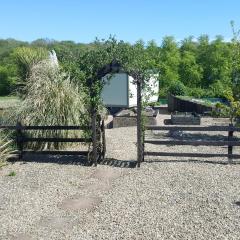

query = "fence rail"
[[21, 150, 89, 156], [1, 120, 106, 165], [21, 137, 92, 143], [144, 139, 240, 146], [145, 125, 240, 132], [144, 152, 240, 159], [0, 125, 91, 130], [144, 124, 240, 163]]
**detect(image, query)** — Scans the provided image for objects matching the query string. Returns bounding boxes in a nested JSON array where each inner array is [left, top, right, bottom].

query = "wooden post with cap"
[[137, 76, 142, 167]]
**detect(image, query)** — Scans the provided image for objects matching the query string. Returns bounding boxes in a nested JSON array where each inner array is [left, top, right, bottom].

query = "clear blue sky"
[[1, 0, 240, 44]]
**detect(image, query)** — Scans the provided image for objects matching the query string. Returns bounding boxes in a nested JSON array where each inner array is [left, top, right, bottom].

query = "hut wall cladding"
[[168, 94, 213, 114]]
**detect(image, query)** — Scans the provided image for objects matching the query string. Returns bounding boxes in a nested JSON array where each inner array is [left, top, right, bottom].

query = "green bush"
[[0, 67, 11, 96], [209, 81, 231, 98], [186, 87, 206, 98], [158, 87, 168, 98], [168, 81, 186, 96], [211, 102, 230, 117]]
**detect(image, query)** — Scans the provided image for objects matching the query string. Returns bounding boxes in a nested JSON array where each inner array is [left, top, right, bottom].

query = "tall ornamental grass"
[[13, 47, 49, 83], [0, 131, 12, 168], [13, 60, 88, 150]]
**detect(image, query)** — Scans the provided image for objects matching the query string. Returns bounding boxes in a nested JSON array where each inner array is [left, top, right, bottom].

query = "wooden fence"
[[0, 120, 106, 166], [143, 124, 240, 163]]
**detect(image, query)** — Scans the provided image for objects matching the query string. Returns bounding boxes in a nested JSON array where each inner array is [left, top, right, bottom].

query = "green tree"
[[196, 34, 211, 87], [231, 21, 240, 99], [0, 39, 27, 95], [209, 36, 232, 86], [158, 36, 180, 97], [179, 37, 203, 89], [168, 81, 186, 96], [181, 36, 198, 53], [146, 40, 161, 70], [0, 66, 11, 95], [197, 35, 232, 90]]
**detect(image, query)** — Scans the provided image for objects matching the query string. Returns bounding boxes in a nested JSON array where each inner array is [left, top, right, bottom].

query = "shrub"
[[209, 81, 231, 98], [168, 81, 186, 96], [186, 87, 205, 98], [0, 67, 11, 96], [158, 87, 168, 98], [211, 102, 230, 118], [224, 90, 240, 123]]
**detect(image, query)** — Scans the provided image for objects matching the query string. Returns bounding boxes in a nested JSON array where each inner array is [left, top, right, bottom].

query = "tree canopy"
[[0, 34, 239, 100]]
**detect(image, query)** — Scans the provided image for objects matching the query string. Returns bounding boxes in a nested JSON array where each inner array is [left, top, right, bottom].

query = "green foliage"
[[159, 36, 180, 90], [211, 90, 240, 121], [211, 102, 230, 118], [146, 40, 161, 70], [186, 87, 207, 98], [179, 50, 203, 87], [224, 90, 240, 123], [0, 39, 27, 63], [0, 66, 11, 95], [196, 35, 232, 90], [8, 171, 16, 176], [74, 37, 121, 115], [168, 81, 186, 96], [13, 47, 48, 83], [0, 32, 239, 100], [231, 21, 240, 99], [209, 80, 231, 98]]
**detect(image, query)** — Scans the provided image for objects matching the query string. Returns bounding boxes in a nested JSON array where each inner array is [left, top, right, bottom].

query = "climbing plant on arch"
[[71, 38, 156, 166]]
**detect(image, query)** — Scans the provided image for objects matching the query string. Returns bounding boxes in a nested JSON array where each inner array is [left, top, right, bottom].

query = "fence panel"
[[0, 120, 106, 166], [144, 124, 240, 163]]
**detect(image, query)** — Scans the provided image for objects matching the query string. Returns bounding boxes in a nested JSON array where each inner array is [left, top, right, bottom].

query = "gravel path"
[[0, 116, 240, 240]]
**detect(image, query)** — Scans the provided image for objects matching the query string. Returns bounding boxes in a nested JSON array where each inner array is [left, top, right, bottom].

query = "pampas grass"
[[13, 60, 88, 150], [0, 131, 12, 168]]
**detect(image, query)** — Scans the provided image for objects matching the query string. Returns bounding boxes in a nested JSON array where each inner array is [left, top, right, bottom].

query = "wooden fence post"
[[92, 109, 97, 166], [228, 123, 233, 163], [101, 120, 106, 160], [142, 133, 145, 162], [137, 77, 142, 167], [16, 121, 23, 160]]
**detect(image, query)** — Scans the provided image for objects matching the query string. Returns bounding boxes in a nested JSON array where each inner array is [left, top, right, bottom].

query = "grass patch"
[[0, 96, 20, 109], [177, 96, 217, 107], [8, 171, 16, 176], [0, 96, 18, 100]]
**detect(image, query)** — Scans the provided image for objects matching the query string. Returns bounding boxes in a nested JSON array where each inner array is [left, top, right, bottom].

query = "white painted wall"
[[128, 75, 137, 107], [101, 73, 159, 108]]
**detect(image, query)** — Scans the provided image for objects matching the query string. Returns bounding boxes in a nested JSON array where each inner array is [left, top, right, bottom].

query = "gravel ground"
[[0, 116, 240, 240]]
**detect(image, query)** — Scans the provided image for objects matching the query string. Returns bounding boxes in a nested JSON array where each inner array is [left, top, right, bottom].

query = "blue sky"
[[1, 0, 240, 44]]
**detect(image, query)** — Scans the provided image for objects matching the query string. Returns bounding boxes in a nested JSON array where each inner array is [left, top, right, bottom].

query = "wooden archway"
[[94, 60, 143, 167]]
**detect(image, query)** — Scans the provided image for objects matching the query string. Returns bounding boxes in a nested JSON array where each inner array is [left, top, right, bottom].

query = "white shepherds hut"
[[101, 72, 159, 108]]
